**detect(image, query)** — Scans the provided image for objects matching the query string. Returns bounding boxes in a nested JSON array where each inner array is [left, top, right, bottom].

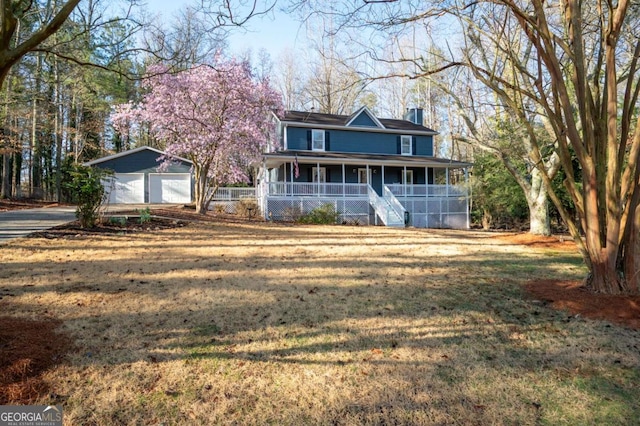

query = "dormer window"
[[312, 129, 325, 151], [401, 135, 412, 155]]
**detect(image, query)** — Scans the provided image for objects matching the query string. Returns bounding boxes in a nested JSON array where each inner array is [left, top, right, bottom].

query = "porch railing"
[[266, 182, 368, 197], [211, 187, 256, 200], [383, 186, 407, 220], [386, 184, 468, 198], [368, 185, 404, 227]]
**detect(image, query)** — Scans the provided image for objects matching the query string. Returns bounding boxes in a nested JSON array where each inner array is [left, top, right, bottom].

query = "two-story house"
[[257, 106, 470, 228]]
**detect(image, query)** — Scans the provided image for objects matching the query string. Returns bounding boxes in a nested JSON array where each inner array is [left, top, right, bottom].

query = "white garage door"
[[149, 173, 191, 203], [105, 173, 145, 204]]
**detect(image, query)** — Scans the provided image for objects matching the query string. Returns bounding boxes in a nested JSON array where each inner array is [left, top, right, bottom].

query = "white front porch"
[[257, 152, 471, 228], [263, 182, 467, 198], [258, 182, 469, 229]]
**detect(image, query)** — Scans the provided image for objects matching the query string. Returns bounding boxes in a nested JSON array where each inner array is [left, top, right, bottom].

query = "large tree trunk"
[[527, 193, 550, 236], [11, 149, 20, 197], [1, 149, 9, 198], [193, 162, 211, 215], [194, 169, 206, 214], [526, 169, 551, 236], [623, 204, 640, 294], [586, 252, 625, 294]]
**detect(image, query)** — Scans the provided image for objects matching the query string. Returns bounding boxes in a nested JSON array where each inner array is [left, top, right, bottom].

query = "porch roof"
[[263, 150, 471, 169]]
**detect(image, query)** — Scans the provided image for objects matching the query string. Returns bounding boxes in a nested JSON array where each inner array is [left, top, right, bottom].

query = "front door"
[[313, 167, 326, 194], [358, 168, 371, 185], [312, 167, 326, 183], [403, 170, 414, 195]]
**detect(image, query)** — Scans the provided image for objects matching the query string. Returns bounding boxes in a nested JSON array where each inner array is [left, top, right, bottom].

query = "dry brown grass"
[[1, 221, 638, 425]]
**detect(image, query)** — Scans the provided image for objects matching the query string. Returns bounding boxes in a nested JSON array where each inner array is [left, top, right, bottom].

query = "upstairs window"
[[312, 129, 325, 151], [401, 135, 412, 155]]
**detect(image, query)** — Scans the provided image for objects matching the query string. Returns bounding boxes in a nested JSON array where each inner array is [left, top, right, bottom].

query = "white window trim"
[[401, 135, 412, 155], [312, 129, 325, 151]]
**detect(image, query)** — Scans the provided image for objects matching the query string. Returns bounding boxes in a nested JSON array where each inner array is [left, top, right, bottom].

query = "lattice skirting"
[[400, 197, 468, 229], [264, 196, 468, 228], [265, 197, 371, 225], [209, 201, 240, 214]]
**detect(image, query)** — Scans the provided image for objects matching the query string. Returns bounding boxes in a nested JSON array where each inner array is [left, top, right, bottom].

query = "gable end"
[[345, 106, 385, 129]]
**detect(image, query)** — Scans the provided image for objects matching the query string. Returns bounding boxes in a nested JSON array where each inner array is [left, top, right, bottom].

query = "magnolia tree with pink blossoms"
[[112, 61, 283, 213]]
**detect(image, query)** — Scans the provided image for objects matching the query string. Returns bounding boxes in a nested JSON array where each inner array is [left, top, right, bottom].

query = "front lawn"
[[1, 221, 638, 424]]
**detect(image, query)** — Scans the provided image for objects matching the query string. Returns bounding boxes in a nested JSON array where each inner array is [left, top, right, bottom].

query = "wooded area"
[[0, 0, 272, 201]]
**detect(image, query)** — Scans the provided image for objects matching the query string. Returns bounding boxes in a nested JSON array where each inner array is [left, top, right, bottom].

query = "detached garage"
[[85, 146, 193, 204], [149, 173, 191, 203], [106, 173, 145, 204]]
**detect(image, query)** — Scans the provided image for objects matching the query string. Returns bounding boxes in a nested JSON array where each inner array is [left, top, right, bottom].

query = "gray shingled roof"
[[282, 110, 436, 133], [265, 150, 471, 168]]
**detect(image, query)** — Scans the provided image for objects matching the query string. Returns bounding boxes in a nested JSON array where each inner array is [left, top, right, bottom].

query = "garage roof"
[[83, 146, 193, 167]]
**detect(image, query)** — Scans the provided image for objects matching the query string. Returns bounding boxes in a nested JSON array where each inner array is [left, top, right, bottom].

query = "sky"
[[145, 0, 305, 60]]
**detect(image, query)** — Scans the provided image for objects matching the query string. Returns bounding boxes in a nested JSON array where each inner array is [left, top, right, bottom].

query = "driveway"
[[0, 204, 184, 244], [0, 206, 77, 244]]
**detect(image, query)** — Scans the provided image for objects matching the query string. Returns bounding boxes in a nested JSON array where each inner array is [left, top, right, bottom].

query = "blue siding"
[[286, 126, 433, 156], [349, 112, 378, 127], [383, 167, 427, 184]]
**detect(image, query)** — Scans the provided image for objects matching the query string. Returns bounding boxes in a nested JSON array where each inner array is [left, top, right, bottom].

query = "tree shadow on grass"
[[1, 223, 638, 423]]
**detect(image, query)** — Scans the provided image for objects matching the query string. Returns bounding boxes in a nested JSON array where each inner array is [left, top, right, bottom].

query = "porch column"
[[366, 164, 369, 187], [425, 167, 428, 198], [403, 166, 407, 198], [465, 167, 470, 229], [445, 168, 450, 197], [342, 163, 346, 197], [261, 158, 267, 219], [289, 160, 293, 197], [381, 165, 385, 193], [317, 162, 320, 194]]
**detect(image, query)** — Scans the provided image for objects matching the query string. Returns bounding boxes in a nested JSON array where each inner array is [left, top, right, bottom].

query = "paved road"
[[0, 206, 77, 244]]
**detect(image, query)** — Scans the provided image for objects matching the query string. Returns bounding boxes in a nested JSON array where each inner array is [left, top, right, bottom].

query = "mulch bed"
[[28, 215, 188, 238], [0, 317, 73, 404], [495, 231, 576, 251], [498, 232, 640, 330], [525, 279, 640, 329], [26, 207, 263, 239]]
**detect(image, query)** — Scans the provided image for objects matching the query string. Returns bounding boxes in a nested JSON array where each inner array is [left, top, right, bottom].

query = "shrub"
[[212, 203, 227, 214], [298, 204, 339, 225], [280, 206, 302, 222], [65, 165, 110, 228], [236, 198, 259, 218], [137, 207, 152, 224], [109, 216, 128, 227]]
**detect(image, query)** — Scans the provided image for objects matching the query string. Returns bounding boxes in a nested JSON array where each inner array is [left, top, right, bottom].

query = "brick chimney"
[[403, 107, 424, 125]]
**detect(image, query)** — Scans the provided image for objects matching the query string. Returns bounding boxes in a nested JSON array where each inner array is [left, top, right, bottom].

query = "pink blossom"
[[112, 61, 283, 213]]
